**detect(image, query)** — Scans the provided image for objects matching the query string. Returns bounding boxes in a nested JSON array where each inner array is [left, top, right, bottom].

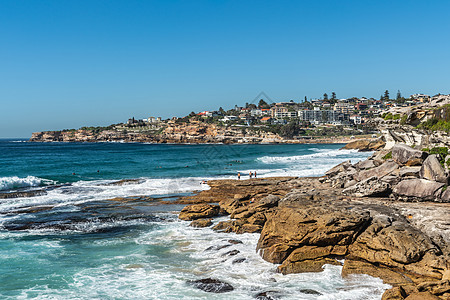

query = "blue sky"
[[1, 0, 449, 138]]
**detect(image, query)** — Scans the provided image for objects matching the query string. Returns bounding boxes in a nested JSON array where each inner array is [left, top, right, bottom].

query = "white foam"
[[0, 177, 210, 215], [0, 176, 54, 191], [258, 149, 366, 164]]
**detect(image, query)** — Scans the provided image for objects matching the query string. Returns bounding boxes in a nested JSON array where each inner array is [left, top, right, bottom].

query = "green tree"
[[323, 93, 328, 101], [304, 96, 307, 102], [331, 92, 336, 100], [384, 90, 390, 101], [258, 99, 269, 109]]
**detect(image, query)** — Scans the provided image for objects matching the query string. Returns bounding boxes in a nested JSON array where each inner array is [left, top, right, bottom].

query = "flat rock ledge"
[[178, 157, 450, 299]]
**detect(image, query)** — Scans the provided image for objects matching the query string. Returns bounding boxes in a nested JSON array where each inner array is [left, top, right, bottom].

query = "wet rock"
[[392, 179, 444, 201], [228, 239, 243, 244], [0, 189, 47, 199], [179, 204, 220, 221], [105, 179, 144, 186], [392, 144, 427, 165], [299, 289, 322, 295], [254, 291, 280, 300], [205, 244, 231, 251], [232, 258, 246, 264], [188, 278, 234, 293], [190, 219, 212, 228], [420, 155, 447, 183], [221, 249, 240, 257]]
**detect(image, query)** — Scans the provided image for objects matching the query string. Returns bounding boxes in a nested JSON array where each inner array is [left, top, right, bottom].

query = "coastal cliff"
[[177, 147, 450, 299], [29, 122, 362, 144]]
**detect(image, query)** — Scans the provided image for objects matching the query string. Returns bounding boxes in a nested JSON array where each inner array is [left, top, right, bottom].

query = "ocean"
[[0, 140, 389, 299]]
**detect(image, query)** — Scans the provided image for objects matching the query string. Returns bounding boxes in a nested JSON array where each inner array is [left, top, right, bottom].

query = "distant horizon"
[[2, 0, 450, 138]]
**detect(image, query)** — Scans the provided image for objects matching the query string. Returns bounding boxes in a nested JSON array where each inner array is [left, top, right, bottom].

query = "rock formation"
[[177, 144, 450, 299]]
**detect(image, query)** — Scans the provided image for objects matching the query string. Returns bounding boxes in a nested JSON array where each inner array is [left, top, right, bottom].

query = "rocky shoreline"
[[176, 146, 450, 300], [28, 123, 372, 145]]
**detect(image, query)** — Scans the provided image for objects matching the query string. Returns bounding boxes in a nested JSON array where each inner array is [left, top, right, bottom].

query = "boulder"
[[404, 292, 440, 300], [382, 286, 407, 300], [355, 160, 399, 182], [218, 198, 241, 214], [420, 155, 448, 183], [190, 219, 213, 228], [325, 160, 352, 177], [398, 167, 421, 177], [392, 144, 427, 165], [355, 159, 376, 170], [179, 204, 220, 221], [341, 139, 385, 151], [343, 176, 391, 197], [439, 189, 450, 202], [393, 179, 445, 201], [300, 289, 322, 296], [257, 206, 371, 270], [187, 278, 234, 293]]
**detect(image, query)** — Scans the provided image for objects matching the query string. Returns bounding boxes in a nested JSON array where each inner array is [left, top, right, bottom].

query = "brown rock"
[[404, 292, 440, 300], [382, 286, 407, 300], [342, 139, 385, 151], [406, 158, 424, 167], [179, 204, 220, 221], [342, 259, 412, 286], [278, 257, 340, 274], [190, 219, 213, 228]]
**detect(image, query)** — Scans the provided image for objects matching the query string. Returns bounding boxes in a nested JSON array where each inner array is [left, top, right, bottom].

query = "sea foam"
[[0, 176, 52, 191]]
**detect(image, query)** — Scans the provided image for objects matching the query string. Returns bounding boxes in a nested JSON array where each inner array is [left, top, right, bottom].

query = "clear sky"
[[1, 0, 449, 138]]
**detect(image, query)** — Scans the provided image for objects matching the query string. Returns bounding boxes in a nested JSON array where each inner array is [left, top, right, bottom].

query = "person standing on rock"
[[237, 172, 241, 180]]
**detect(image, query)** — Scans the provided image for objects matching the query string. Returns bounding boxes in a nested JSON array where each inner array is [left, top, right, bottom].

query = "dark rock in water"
[[188, 278, 234, 293], [254, 291, 280, 299], [0, 189, 47, 199], [300, 289, 322, 295], [204, 244, 231, 251], [221, 249, 240, 257], [228, 239, 243, 244], [232, 258, 246, 264], [104, 179, 145, 186]]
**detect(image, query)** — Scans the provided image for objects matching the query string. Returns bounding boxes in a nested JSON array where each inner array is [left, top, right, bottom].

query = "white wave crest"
[[0, 176, 53, 191], [257, 149, 369, 164]]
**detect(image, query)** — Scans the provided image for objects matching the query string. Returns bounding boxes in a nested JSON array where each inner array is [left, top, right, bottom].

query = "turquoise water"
[[0, 140, 389, 299]]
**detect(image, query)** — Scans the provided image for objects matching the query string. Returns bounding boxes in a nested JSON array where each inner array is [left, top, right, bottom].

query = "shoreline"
[[174, 152, 450, 299]]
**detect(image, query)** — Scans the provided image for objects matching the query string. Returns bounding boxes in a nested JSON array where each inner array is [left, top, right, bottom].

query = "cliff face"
[[29, 123, 286, 144]]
